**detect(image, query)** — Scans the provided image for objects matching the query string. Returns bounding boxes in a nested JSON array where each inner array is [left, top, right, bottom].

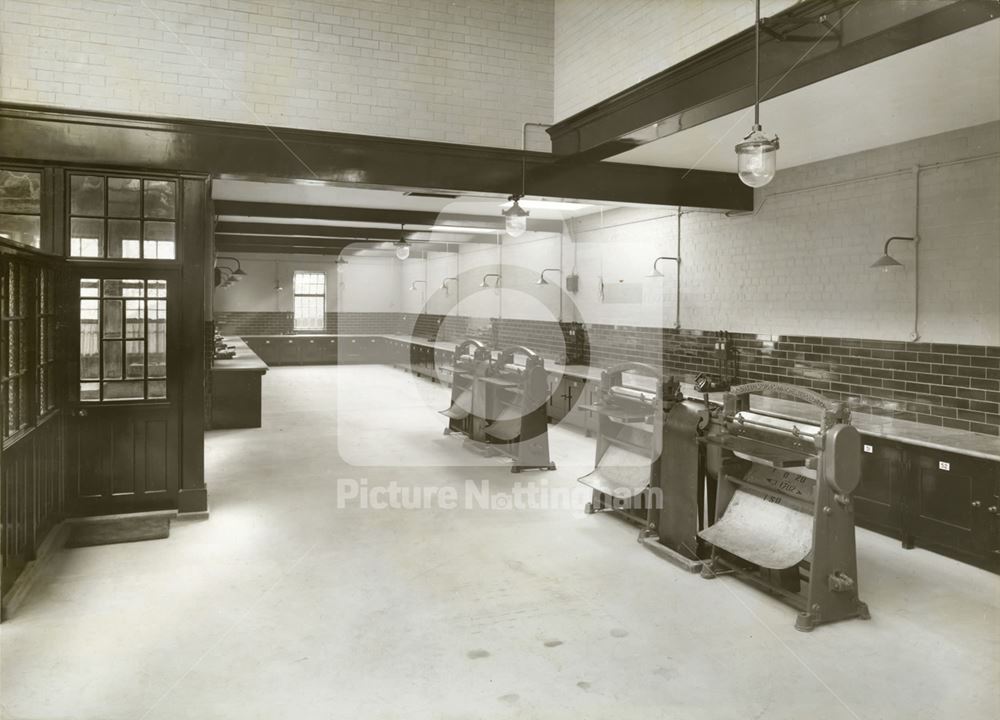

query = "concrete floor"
[[2, 364, 998, 720]]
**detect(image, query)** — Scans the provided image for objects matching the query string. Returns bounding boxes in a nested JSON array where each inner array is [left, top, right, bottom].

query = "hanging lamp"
[[394, 224, 411, 260], [735, 0, 779, 188]]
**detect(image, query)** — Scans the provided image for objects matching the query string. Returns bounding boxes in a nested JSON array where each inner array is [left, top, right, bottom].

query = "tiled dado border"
[[214, 311, 400, 335], [486, 320, 1000, 436], [212, 311, 1000, 436]]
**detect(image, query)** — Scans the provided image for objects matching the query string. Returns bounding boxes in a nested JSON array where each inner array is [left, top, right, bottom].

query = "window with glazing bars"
[[37, 266, 56, 417], [0, 168, 42, 250], [79, 278, 167, 402], [68, 175, 177, 259], [293, 271, 326, 331], [1, 259, 33, 440]]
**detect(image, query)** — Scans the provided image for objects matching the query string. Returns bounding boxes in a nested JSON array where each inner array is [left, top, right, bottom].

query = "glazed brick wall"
[[460, 318, 1000, 436], [554, 0, 795, 120], [214, 309, 1000, 435], [214, 311, 400, 335], [1, 0, 554, 149]]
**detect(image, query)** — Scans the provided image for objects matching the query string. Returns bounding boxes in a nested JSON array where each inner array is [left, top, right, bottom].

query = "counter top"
[[213, 337, 268, 373]]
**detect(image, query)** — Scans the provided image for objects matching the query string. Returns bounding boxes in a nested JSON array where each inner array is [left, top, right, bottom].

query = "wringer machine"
[[442, 343, 555, 473], [441, 339, 490, 440], [481, 346, 555, 472], [578, 363, 706, 571], [698, 381, 870, 631]]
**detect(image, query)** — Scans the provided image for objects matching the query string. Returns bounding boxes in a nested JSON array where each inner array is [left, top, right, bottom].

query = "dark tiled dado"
[[215, 310, 1000, 436], [479, 320, 1000, 437], [214, 311, 401, 336]]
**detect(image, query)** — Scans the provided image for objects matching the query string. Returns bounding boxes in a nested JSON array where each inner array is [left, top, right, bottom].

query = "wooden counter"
[[211, 337, 268, 429]]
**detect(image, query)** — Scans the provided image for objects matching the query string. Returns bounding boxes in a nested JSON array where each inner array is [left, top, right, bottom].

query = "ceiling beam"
[[0, 103, 752, 211], [213, 200, 565, 233], [215, 237, 459, 255], [546, 0, 999, 162], [215, 221, 501, 243]]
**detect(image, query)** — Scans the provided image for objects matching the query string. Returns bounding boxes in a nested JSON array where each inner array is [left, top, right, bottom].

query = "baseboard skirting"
[[1, 521, 71, 622]]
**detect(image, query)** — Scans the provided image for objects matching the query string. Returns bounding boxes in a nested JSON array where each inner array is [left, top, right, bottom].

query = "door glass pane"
[[143, 180, 176, 218], [125, 299, 144, 337], [103, 341, 123, 380], [108, 219, 141, 258], [107, 177, 140, 217], [70, 175, 105, 216], [103, 299, 122, 338], [147, 279, 166, 297], [149, 299, 166, 377], [70, 218, 104, 257], [103, 380, 144, 401], [79, 278, 168, 401], [0, 170, 41, 213], [80, 382, 99, 401], [125, 340, 145, 379], [80, 297, 100, 380], [143, 221, 175, 259]]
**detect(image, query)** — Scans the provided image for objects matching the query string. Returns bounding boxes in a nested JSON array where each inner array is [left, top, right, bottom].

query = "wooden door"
[[64, 270, 182, 515]]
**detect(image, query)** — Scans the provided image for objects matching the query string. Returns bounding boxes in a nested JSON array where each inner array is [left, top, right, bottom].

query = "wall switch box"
[[565, 274, 579, 293]]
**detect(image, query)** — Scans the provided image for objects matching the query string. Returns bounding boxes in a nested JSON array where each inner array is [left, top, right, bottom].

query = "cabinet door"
[[299, 337, 326, 364], [909, 450, 998, 568], [562, 378, 586, 427], [323, 336, 339, 364], [363, 337, 383, 363], [855, 437, 905, 538], [251, 338, 280, 365]]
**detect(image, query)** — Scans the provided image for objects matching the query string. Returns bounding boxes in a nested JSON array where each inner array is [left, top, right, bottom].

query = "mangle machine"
[[441, 339, 490, 440], [577, 363, 706, 571], [698, 381, 871, 631], [480, 346, 556, 472], [442, 343, 555, 472]]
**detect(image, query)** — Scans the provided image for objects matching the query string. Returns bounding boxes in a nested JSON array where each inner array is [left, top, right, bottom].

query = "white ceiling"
[[609, 20, 1000, 171]]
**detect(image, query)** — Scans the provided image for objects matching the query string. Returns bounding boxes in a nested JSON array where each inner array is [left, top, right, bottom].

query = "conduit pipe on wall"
[[725, 150, 1000, 342]]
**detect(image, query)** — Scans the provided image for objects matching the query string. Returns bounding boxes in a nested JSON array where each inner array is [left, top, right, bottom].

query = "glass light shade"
[[736, 129, 779, 188], [503, 198, 529, 238], [394, 241, 411, 260]]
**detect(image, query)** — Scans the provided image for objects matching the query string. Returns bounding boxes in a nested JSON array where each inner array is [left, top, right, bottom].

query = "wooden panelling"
[[65, 407, 178, 514], [1, 413, 64, 594]]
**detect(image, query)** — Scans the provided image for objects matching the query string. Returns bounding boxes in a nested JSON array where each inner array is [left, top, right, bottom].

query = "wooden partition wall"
[[0, 164, 210, 608]]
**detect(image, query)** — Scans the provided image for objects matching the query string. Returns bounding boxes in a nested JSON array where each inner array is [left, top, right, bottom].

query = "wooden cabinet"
[[856, 436, 999, 572], [908, 449, 999, 569], [855, 437, 906, 540], [546, 374, 596, 434], [299, 336, 331, 365]]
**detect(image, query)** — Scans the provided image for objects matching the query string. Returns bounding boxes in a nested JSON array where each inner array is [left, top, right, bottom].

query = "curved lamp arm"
[[537, 268, 561, 285]]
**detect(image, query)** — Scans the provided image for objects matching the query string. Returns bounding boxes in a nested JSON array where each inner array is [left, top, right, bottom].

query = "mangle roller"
[[698, 381, 871, 631]]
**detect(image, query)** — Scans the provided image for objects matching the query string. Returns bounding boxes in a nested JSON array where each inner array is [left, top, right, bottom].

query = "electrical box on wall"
[[565, 274, 579, 293]]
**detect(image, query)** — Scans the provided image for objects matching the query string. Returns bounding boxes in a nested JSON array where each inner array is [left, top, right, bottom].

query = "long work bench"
[[211, 337, 269, 429], [226, 332, 1000, 571]]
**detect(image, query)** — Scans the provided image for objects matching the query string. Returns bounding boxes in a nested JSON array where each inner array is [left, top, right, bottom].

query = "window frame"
[[292, 270, 327, 332], [65, 171, 182, 264]]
